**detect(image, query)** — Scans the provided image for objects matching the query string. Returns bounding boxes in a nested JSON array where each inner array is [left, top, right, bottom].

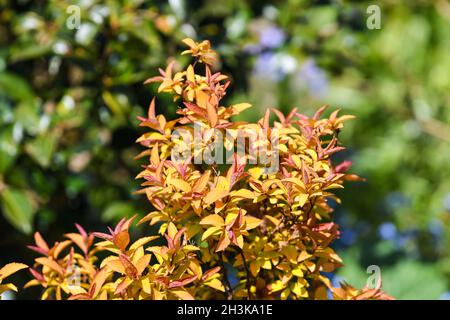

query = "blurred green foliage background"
[[1, 0, 449, 299]]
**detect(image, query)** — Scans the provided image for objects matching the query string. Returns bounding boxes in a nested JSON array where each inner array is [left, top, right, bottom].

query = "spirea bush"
[[0, 39, 392, 300]]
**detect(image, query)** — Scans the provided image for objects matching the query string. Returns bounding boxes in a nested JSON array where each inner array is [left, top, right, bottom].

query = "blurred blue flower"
[[394, 233, 410, 248], [391, 228, 419, 251], [331, 274, 344, 288], [443, 193, 450, 211], [243, 25, 285, 54], [428, 219, 444, 238], [385, 191, 410, 211], [0, 290, 15, 300], [321, 272, 343, 300], [258, 26, 285, 49], [386, 191, 406, 210], [253, 52, 297, 82], [253, 52, 279, 81], [242, 43, 262, 55], [440, 291, 450, 300], [340, 228, 356, 246], [296, 59, 328, 98], [378, 222, 397, 241], [225, 264, 239, 288]]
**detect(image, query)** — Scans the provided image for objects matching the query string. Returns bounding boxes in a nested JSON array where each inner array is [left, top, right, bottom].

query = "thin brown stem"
[[267, 216, 286, 242], [219, 252, 233, 300], [239, 248, 253, 300]]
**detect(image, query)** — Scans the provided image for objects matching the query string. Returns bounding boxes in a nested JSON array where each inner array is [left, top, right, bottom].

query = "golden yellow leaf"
[[201, 226, 222, 241], [265, 215, 280, 226], [291, 267, 304, 277], [224, 212, 238, 225], [204, 189, 229, 206], [280, 287, 291, 300], [186, 65, 195, 82], [200, 214, 225, 227], [135, 132, 166, 143], [305, 149, 318, 162], [115, 277, 133, 295], [182, 38, 197, 49], [172, 289, 195, 300], [167, 222, 178, 239], [281, 245, 297, 263], [150, 143, 160, 165], [34, 232, 49, 252], [206, 102, 218, 127], [231, 103, 252, 114], [132, 246, 145, 263], [281, 177, 306, 190], [297, 251, 312, 263], [236, 235, 244, 248], [138, 211, 166, 226], [292, 282, 307, 297], [245, 216, 262, 230], [277, 144, 288, 152], [169, 178, 191, 193], [141, 277, 152, 295], [304, 260, 316, 272], [248, 167, 263, 179], [0, 263, 28, 280], [114, 230, 130, 252], [205, 278, 225, 292], [0, 283, 18, 293], [250, 260, 261, 277], [262, 260, 272, 270], [65, 233, 87, 253], [294, 194, 308, 207], [193, 171, 211, 193], [135, 254, 151, 276], [324, 183, 344, 190], [183, 245, 200, 252], [53, 240, 72, 259], [269, 280, 285, 293], [35, 257, 64, 275], [336, 114, 356, 123], [129, 236, 159, 251], [291, 155, 302, 168], [23, 279, 40, 289], [216, 176, 230, 191], [105, 258, 125, 275], [215, 233, 231, 252], [62, 283, 86, 295], [231, 189, 255, 200]]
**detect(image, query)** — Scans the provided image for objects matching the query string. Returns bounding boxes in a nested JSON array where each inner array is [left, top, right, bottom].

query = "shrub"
[[0, 39, 392, 300]]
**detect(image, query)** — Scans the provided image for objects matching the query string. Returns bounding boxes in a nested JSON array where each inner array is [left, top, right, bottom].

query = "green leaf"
[[0, 187, 36, 234], [102, 202, 135, 222], [0, 127, 18, 174], [0, 72, 35, 102], [9, 43, 52, 63], [13, 102, 40, 135], [25, 133, 57, 168]]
